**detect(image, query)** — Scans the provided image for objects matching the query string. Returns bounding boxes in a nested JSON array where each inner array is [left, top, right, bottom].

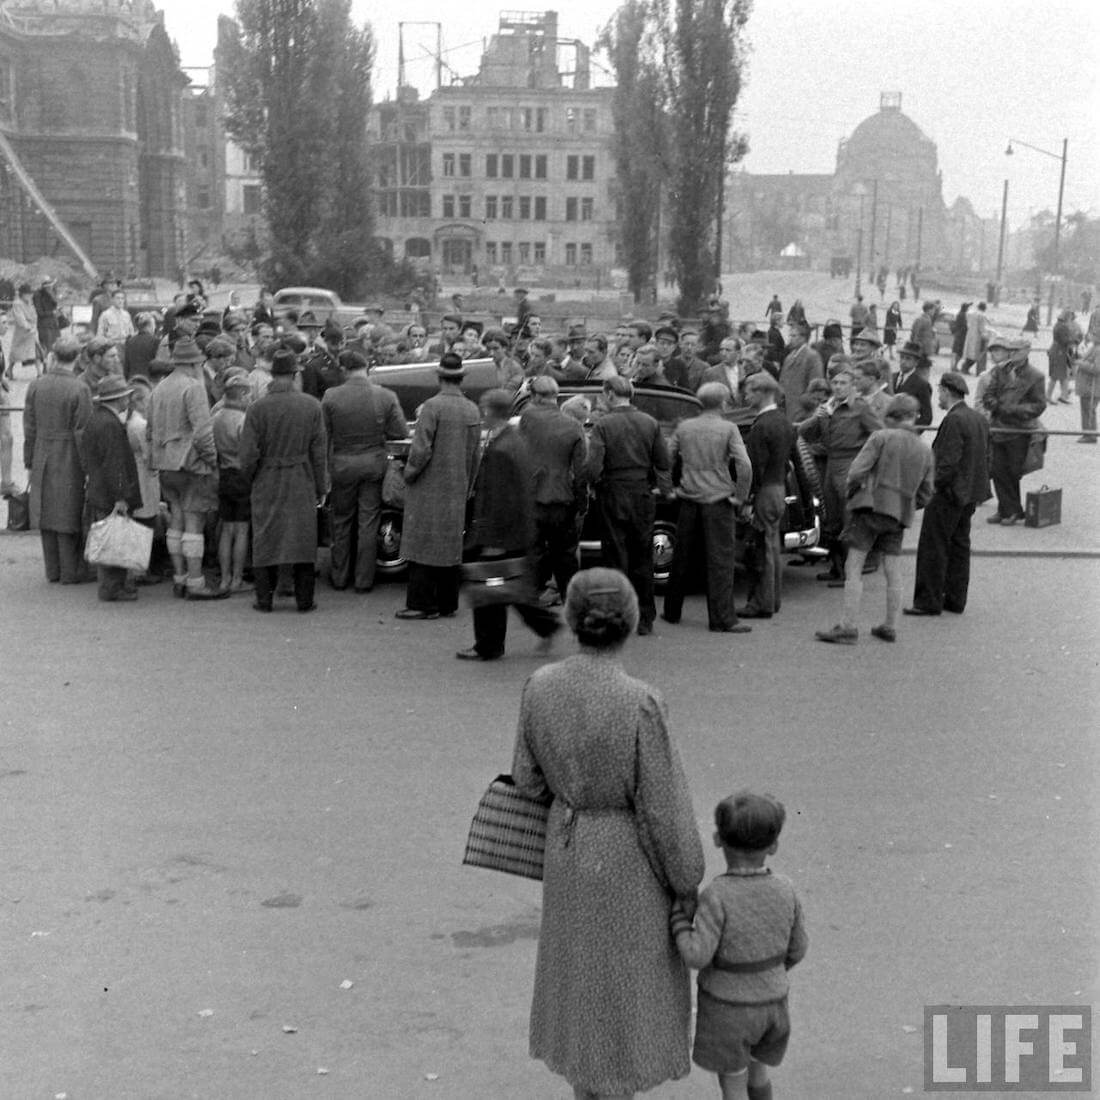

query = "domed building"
[[724, 93, 967, 277]]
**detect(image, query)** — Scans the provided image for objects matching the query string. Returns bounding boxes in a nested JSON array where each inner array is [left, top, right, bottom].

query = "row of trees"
[[221, 0, 753, 313], [599, 0, 751, 313]]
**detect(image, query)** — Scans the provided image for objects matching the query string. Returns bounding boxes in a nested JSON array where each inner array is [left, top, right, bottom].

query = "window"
[[485, 195, 498, 220], [486, 154, 498, 178], [519, 196, 531, 220], [242, 184, 262, 216], [442, 194, 455, 218], [534, 196, 547, 221], [565, 197, 578, 222], [459, 153, 471, 178], [581, 197, 594, 221], [458, 106, 471, 130], [0, 56, 14, 124], [565, 243, 577, 266], [522, 107, 534, 131], [501, 241, 513, 264], [582, 155, 595, 181], [519, 154, 531, 179], [442, 153, 455, 177], [534, 155, 548, 180], [580, 243, 593, 265], [243, 151, 260, 174], [536, 107, 548, 133], [566, 155, 579, 181], [583, 108, 597, 132], [501, 196, 514, 220], [197, 186, 211, 210], [400, 191, 431, 217], [533, 241, 546, 263], [501, 154, 514, 179], [518, 242, 530, 264], [565, 106, 578, 133], [199, 147, 210, 169], [458, 194, 471, 218], [486, 242, 498, 263], [487, 106, 501, 128], [443, 106, 456, 131]]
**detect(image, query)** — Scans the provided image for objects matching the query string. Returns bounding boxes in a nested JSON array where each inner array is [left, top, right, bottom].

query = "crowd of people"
[[3, 280, 1093, 651]]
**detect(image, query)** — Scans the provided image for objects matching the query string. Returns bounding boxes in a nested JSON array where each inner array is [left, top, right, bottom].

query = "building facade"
[[0, 0, 189, 277], [725, 94, 958, 277], [369, 11, 617, 286]]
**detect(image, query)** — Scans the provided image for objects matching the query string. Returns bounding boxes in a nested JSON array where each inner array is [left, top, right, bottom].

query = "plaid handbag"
[[462, 774, 550, 881]]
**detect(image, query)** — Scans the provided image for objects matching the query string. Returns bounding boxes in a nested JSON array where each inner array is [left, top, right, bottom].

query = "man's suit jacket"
[[892, 369, 933, 426], [80, 404, 142, 514], [932, 402, 990, 507]]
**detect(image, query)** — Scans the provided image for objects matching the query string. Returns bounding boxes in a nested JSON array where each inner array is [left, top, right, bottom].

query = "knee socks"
[[181, 533, 205, 583]]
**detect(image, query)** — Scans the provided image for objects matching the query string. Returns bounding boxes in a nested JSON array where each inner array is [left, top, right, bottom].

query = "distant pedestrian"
[[960, 301, 990, 374], [10, 283, 40, 374], [1046, 309, 1077, 404], [671, 791, 807, 1100], [950, 303, 971, 368], [883, 301, 903, 359], [906, 372, 990, 616], [815, 395, 933, 644], [1022, 299, 1040, 335], [1075, 340, 1099, 443], [33, 278, 62, 354], [910, 300, 938, 362]]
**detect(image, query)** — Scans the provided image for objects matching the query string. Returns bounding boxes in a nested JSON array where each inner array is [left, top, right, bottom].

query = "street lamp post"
[[994, 178, 1009, 304], [1006, 137, 1068, 324], [852, 182, 867, 297]]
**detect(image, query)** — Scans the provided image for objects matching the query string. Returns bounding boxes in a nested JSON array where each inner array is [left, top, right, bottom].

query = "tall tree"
[[222, 0, 376, 295], [598, 2, 667, 303], [654, 0, 750, 314]]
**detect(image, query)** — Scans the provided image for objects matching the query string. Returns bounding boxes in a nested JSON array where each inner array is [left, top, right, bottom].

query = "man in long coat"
[[23, 336, 92, 583], [396, 353, 481, 620], [777, 322, 823, 420], [907, 372, 990, 616], [79, 375, 143, 601], [239, 348, 329, 613]]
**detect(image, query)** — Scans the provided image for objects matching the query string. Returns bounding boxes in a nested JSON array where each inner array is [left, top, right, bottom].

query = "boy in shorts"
[[212, 369, 253, 593], [671, 791, 807, 1100], [815, 394, 933, 644]]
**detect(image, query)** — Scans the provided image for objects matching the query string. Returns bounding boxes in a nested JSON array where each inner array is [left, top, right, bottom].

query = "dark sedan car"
[[371, 375, 822, 584]]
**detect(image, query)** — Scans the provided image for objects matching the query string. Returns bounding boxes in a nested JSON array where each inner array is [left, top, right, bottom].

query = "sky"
[[164, 0, 1100, 230]]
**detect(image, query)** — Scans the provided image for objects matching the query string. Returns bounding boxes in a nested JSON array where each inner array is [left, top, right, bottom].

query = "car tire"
[[375, 507, 408, 576], [652, 518, 677, 589], [793, 436, 823, 504]]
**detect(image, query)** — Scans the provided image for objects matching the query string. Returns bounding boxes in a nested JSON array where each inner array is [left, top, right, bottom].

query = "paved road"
[[1, 530, 1095, 1099]]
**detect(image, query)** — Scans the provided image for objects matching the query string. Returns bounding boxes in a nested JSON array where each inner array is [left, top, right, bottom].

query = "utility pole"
[[868, 179, 879, 274], [915, 206, 924, 270], [994, 178, 1009, 305]]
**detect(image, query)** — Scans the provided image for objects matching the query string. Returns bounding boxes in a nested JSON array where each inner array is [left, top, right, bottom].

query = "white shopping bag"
[[84, 513, 153, 572]]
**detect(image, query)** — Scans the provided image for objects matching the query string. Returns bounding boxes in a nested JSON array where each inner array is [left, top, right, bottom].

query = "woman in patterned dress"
[[512, 567, 705, 1099]]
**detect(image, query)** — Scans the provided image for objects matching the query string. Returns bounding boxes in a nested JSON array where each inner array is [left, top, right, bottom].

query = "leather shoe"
[[943, 604, 965, 614], [636, 621, 653, 636], [815, 624, 858, 645], [985, 513, 1005, 524], [297, 603, 317, 613], [660, 613, 680, 625], [903, 606, 940, 616], [709, 623, 751, 633], [455, 646, 502, 661], [186, 584, 231, 600], [252, 601, 273, 613], [354, 585, 373, 594], [736, 607, 773, 619], [816, 570, 841, 582], [870, 625, 896, 642], [1000, 514, 1022, 526], [395, 608, 439, 620]]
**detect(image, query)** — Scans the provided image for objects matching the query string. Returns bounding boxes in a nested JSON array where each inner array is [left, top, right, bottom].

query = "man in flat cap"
[[980, 336, 1045, 525], [906, 371, 990, 616], [396, 353, 482, 619]]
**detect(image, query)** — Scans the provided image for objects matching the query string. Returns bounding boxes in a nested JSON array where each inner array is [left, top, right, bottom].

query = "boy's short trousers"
[[217, 467, 251, 522], [841, 508, 904, 555], [161, 469, 219, 514], [692, 988, 791, 1074]]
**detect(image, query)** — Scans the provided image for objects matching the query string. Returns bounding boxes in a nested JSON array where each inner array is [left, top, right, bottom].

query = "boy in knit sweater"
[[671, 791, 807, 1100]]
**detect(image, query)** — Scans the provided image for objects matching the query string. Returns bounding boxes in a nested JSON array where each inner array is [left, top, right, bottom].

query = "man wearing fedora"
[[893, 342, 933, 425], [909, 300, 938, 362], [80, 375, 143, 602], [396, 352, 482, 620], [148, 336, 227, 600], [23, 336, 93, 583], [239, 348, 329, 613], [906, 371, 990, 617]]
